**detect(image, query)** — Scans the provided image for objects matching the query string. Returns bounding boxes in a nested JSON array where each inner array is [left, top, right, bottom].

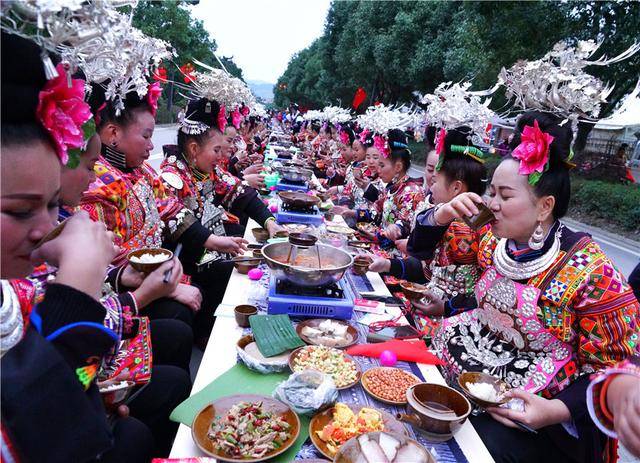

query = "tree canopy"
[[132, 0, 244, 80], [274, 0, 640, 118]]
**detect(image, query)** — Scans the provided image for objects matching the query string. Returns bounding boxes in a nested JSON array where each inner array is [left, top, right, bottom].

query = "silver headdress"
[[498, 39, 640, 122], [1, 1, 137, 78], [321, 106, 352, 124], [186, 61, 256, 112], [303, 110, 324, 122], [1, 0, 173, 114], [418, 82, 496, 142], [355, 104, 416, 136]]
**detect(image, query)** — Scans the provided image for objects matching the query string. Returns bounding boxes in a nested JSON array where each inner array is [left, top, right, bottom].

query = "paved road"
[[151, 125, 639, 278]]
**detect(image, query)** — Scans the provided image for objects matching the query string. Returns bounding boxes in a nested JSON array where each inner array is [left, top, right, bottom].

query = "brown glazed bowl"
[[234, 304, 258, 328], [235, 259, 261, 274], [127, 248, 173, 274], [252, 227, 270, 242], [397, 383, 471, 442], [351, 255, 373, 276], [458, 371, 510, 409], [399, 281, 429, 301]]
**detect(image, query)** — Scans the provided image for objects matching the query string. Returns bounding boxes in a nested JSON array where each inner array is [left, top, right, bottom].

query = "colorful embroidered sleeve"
[[441, 220, 481, 265], [141, 164, 196, 242], [586, 355, 640, 438], [571, 244, 640, 371], [388, 182, 426, 234]]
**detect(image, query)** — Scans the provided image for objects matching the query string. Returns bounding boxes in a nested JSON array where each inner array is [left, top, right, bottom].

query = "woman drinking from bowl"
[[418, 111, 639, 463], [352, 128, 426, 248]]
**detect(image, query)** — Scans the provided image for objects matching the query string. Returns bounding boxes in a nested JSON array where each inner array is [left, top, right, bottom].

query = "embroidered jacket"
[[424, 222, 639, 398], [79, 145, 208, 266], [358, 174, 426, 238], [1, 280, 117, 462], [160, 145, 274, 233]]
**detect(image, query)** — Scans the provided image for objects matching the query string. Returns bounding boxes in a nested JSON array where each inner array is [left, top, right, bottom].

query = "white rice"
[[130, 252, 169, 264], [466, 382, 500, 402]]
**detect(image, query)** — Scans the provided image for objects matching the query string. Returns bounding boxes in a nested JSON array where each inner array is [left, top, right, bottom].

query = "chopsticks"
[[220, 256, 264, 264], [163, 243, 182, 283]]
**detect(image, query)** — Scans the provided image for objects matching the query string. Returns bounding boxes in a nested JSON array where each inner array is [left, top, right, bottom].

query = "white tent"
[[594, 81, 640, 133]]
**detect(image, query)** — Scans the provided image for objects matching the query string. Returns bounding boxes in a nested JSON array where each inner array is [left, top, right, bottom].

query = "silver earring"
[[528, 222, 545, 250], [111, 141, 117, 147]]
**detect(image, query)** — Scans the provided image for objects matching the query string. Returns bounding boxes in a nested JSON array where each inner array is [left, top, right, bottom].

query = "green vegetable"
[[249, 314, 305, 357]]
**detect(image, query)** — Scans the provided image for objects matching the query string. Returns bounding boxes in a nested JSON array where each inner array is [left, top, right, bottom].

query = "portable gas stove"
[[275, 178, 309, 192], [275, 200, 324, 226], [267, 276, 355, 319]]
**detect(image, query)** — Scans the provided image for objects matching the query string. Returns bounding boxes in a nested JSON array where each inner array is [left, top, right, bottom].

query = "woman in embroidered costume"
[[352, 129, 426, 248], [1, 32, 154, 463], [42, 133, 193, 457], [160, 97, 277, 341], [413, 111, 639, 463], [368, 127, 488, 329]]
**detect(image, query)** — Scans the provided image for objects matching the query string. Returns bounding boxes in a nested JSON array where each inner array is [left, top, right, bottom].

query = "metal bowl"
[[276, 165, 313, 183], [262, 242, 353, 287]]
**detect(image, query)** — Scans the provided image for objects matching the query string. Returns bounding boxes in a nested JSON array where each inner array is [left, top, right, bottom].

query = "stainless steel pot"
[[276, 166, 313, 183], [262, 242, 353, 287]]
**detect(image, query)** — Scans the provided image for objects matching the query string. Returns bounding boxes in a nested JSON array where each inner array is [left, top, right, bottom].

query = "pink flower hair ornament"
[[373, 134, 390, 158], [511, 119, 555, 185], [36, 63, 94, 167], [146, 82, 163, 117], [339, 130, 350, 146], [231, 108, 242, 129], [217, 105, 227, 133], [358, 129, 371, 144], [434, 128, 447, 170]]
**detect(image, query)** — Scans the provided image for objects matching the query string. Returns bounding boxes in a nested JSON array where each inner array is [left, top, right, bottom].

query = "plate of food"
[[283, 223, 312, 235], [289, 345, 361, 389], [310, 403, 407, 459], [457, 371, 510, 408], [361, 367, 421, 405], [334, 431, 435, 463], [296, 319, 359, 349], [326, 224, 356, 236], [191, 394, 300, 462]]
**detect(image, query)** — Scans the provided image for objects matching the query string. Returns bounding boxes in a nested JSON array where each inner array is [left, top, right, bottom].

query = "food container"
[[262, 240, 353, 287], [234, 304, 258, 327], [127, 248, 173, 273], [252, 227, 270, 242], [397, 383, 471, 442], [458, 371, 510, 408], [352, 255, 373, 276], [462, 203, 495, 230], [235, 259, 261, 275], [399, 281, 429, 301]]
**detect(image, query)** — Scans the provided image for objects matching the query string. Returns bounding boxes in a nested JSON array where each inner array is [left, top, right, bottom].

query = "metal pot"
[[262, 241, 353, 287], [276, 166, 313, 183]]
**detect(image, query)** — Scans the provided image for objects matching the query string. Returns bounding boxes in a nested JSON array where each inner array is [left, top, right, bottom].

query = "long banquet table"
[[170, 217, 495, 462]]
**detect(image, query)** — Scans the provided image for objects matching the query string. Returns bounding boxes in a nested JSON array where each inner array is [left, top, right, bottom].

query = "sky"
[[191, 0, 332, 84]]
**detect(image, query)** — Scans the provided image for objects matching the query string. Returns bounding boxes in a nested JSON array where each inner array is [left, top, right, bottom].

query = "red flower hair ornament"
[[511, 119, 554, 185], [36, 63, 93, 166], [146, 82, 162, 117]]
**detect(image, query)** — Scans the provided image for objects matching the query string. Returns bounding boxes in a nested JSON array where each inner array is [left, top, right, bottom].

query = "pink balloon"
[[247, 268, 264, 280], [379, 349, 397, 366], [269, 204, 278, 213]]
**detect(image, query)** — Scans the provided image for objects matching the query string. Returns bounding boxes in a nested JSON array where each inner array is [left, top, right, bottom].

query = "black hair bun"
[[387, 128, 408, 147], [185, 97, 221, 128], [1, 32, 50, 125]]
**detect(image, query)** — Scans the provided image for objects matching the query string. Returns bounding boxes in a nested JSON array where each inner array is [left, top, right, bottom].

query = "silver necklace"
[[494, 225, 563, 281], [0, 280, 24, 357]]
